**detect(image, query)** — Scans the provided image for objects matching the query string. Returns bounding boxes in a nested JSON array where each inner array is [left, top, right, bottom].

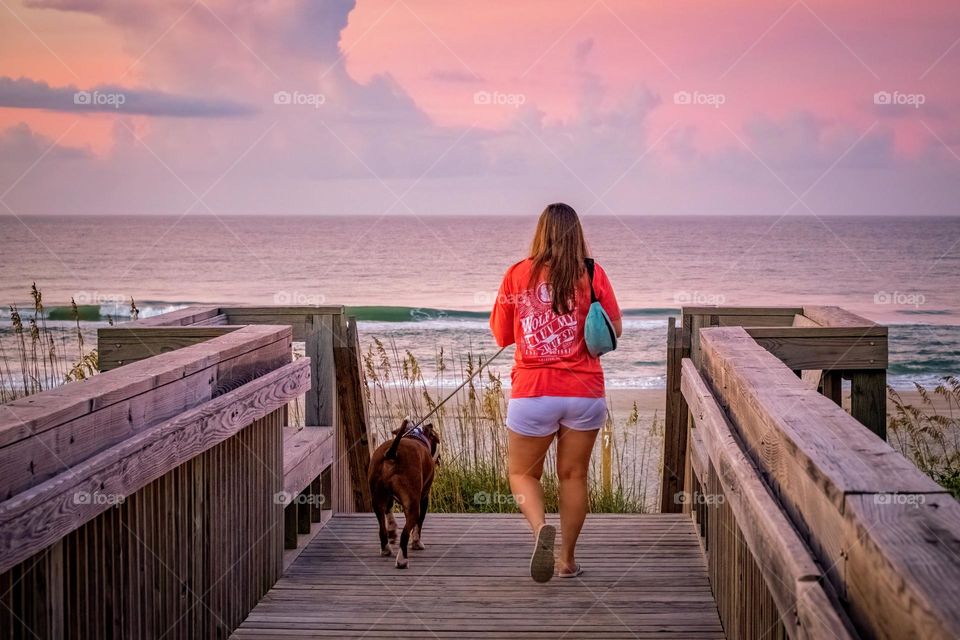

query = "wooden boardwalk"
[[232, 513, 724, 639]]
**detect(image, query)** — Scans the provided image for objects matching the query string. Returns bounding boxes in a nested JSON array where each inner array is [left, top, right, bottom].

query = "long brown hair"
[[528, 203, 589, 315]]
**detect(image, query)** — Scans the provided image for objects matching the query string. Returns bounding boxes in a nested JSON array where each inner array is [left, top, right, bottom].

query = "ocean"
[[1, 214, 958, 389]]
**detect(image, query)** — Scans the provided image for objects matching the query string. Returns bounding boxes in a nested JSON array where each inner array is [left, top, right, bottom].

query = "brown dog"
[[368, 418, 440, 568]]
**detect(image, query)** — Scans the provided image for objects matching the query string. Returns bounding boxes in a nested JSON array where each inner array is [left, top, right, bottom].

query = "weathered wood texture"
[[232, 513, 724, 639], [0, 323, 314, 638], [2, 325, 292, 500], [661, 316, 690, 513], [0, 358, 309, 573], [97, 305, 344, 435], [283, 427, 334, 499], [0, 408, 285, 639], [98, 325, 240, 371], [682, 359, 855, 640], [678, 305, 889, 441], [332, 316, 372, 513], [698, 326, 960, 640]]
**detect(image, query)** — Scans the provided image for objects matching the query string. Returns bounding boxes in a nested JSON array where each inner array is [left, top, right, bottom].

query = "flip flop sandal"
[[557, 563, 583, 578], [530, 524, 556, 583]]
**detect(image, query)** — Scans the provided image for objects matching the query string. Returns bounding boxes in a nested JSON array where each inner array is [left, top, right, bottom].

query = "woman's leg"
[[507, 429, 555, 534], [556, 426, 599, 573]]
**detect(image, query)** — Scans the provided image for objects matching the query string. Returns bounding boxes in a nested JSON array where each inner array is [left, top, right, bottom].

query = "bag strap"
[[584, 258, 598, 304]]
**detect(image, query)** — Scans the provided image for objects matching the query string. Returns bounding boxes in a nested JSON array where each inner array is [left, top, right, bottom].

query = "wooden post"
[[333, 316, 373, 512], [821, 371, 842, 406], [661, 317, 690, 513], [305, 314, 336, 428], [309, 477, 323, 522], [284, 504, 298, 549], [850, 370, 887, 440], [297, 498, 311, 535]]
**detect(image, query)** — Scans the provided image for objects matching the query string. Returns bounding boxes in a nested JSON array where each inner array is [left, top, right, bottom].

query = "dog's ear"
[[392, 417, 412, 435], [423, 422, 439, 440]]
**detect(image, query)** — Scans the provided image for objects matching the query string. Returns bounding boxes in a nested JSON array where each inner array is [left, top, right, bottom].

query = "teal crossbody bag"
[[583, 258, 617, 357]]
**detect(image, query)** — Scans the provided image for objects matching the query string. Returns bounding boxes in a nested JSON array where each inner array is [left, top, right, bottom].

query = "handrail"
[[0, 321, 314, 638], [0, 357, 309, 573], [682, 358, 856, 639], [696, 325, 960, 639]]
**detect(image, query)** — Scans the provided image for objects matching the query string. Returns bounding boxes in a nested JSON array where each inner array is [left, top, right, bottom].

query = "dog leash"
[[410, 344, 509, 429]]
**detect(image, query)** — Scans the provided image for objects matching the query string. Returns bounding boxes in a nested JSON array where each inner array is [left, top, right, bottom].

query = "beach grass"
[[888, 376, 960, 499], [361, 337, 659, 513], [0, 284, 99, 403]]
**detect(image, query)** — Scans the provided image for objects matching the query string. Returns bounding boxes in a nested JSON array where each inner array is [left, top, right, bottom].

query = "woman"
[[490, 203, 622, 583]]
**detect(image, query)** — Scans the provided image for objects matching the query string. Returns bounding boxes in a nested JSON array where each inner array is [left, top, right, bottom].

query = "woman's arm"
[[612, 317, 623, 338], [489, 274, 516, 347]]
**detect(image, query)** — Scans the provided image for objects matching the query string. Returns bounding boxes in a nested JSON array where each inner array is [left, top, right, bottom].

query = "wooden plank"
[[716, 314, 796, 327], [97, 326, 240, 371], [681, 359, 855, 639], [0, 325, 290, 447], [682, 306, 802, 317], [0, 358, 309, 573], [698, 327, 939, 503], [0, 327, 292, 499], [801, 305, 877, 328], [744, 326, 887, 339], [220, 306, 345, 316], [333, 316, 373, 512], [842, 493, 960, 639], [192, 313, 228, 326], [282, 427, 334, 497], [233, 514, 725, 639], [221, 307, 345, 342], [122, 305, 221, 328], [661, 317, 689, 513], [745, 327, 888, 370], [698, 326, 959, 639]]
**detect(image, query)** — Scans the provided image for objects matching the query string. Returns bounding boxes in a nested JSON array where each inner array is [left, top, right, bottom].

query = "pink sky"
[[0, 0, 958, 215]]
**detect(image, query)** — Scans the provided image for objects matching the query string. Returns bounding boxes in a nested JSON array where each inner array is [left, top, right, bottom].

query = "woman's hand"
[[612, 317, 623, 338]]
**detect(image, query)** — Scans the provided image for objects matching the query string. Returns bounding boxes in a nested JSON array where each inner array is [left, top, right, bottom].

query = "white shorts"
[[506, 396, 607, 437]]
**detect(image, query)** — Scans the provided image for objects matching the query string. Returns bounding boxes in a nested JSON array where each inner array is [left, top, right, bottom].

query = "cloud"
[[0, 76, 257, 118], [0, 122, 90, 163], [429, 69, 483, 84]]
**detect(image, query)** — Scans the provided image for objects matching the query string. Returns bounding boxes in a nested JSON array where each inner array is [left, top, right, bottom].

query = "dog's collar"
[[403, 425, 432, 449]]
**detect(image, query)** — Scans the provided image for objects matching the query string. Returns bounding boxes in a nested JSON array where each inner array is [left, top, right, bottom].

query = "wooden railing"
[[0, 325, 311, 638], [0, 301, 374, 637], [97, 305, 372, 515], [666, 306, 960, 639], [662, 305, 888, 514]]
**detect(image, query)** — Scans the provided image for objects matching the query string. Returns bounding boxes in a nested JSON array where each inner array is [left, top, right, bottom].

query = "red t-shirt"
[[489, 258, 621, 398]]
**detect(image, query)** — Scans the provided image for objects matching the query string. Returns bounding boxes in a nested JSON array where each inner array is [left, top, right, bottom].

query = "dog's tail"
[[385, 418, 411, 460]]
